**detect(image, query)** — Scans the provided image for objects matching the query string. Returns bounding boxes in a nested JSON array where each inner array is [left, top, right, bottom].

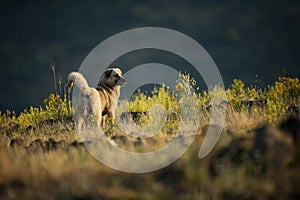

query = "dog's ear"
[[104, 69, 113, 77]]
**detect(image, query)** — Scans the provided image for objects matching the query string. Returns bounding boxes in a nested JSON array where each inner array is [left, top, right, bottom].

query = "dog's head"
[[99, 68, 126, 88]]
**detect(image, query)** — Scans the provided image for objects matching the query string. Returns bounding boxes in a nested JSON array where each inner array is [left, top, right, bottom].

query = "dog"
[[68, 68, 125, 129], [96, 68, 126, 122], [68, 72, 102, 129]]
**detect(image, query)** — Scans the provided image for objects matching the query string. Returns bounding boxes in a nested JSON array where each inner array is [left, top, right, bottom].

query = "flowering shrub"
[[1, 73, 299, 128], [44, 93, 72, 121], [226, 79, 258, 110], [17, 94, 72, 127], [263, 77, 300, 121], [0, 110, 16, 127], [17, 106, 48, 127]]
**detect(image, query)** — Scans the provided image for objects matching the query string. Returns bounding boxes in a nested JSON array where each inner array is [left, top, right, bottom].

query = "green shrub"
[[0, 110, 16, 127], [16, 93, 72, 127], [1, 71, 299, 129], [226, 79, 258, 110], [263, 77, 300, 121], [44, 93, 72, 121]]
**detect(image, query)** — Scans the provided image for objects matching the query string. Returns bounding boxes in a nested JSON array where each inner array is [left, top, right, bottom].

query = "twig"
[[58, 74, 62, 96], [50, 60, 57, 95]]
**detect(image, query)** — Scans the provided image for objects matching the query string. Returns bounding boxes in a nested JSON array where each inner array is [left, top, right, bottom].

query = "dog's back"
[[68, 72, 102, 129]]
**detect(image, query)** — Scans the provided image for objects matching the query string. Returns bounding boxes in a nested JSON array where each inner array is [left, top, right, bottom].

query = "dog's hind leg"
[[75, 117, 85, 130], [94, 113, 101, 127]]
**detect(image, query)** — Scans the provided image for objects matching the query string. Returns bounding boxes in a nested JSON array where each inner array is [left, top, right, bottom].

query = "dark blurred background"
[[0, 0, 299, 113]]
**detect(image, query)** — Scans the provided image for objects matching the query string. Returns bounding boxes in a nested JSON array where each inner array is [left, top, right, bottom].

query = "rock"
[[250, 125, 294, 170], [71, 140, 85, 148], [10, 138, 25, 148], [5, 131, 13, 137], [25, 125, 33, 131], [57, 140, 68, 149], [45, 138, 58, 150], [133, 137, 143, 147], [119, 111, 148, 123], [29, 139, 43, 148], [8, 122, 19, 130], [25, 139, 44, 152], [111, 135, 128, 146], [209, 135, 253, 176], [210, 124, 294, 176], [279, 117, 300, 141], [280, 117, 300, 164], [166, 112, 178, 121], [286, 104, 299, 117], [241, 100, 256, 107], [38, 119, 59, 126], [2, 122, 19, 136]]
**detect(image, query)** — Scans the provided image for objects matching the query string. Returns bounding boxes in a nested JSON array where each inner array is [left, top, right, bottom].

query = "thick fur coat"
[[68, 68, 125, 129], [68, 72, 102, 129], [96, 68, 125, 120]]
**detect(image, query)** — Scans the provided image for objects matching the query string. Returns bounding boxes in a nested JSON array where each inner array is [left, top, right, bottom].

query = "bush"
[[16, 94, 72, 127], [263, 77, 300, 121], [1, 73, 299, 128]]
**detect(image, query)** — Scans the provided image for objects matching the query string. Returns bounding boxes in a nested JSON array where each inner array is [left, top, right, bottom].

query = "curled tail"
[[68, 72, 91, 96]]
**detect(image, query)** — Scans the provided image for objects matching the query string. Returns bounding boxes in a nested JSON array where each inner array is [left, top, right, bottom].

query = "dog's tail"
[[68, 72, 91, 96]]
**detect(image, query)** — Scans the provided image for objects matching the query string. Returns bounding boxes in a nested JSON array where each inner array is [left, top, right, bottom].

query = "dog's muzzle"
[[116, 77, 126, 86]]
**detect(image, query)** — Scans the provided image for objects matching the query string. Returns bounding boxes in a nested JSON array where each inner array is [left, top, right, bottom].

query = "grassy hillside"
[[0, 74, 300, 199]]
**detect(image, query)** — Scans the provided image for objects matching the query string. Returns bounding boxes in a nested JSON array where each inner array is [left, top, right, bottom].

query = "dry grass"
[[0, 109, 299, 199], [0, 75, 299, 199], [225, 109, 267, 133]]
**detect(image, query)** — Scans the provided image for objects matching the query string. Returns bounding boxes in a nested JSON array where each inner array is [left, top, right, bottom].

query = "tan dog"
[[96, 68, 126, 123], [68, 68, 125, 129]]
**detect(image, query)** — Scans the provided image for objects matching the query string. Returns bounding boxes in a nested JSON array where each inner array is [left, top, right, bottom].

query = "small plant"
[[44, 93, 73, 122], [17, 106, 48, 127], [263, 76, 300, 121], [13, 63, 73, 127], [226, 79, 258, 110], [16, 94, 73, 127], [0, 110, 16, 127]]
